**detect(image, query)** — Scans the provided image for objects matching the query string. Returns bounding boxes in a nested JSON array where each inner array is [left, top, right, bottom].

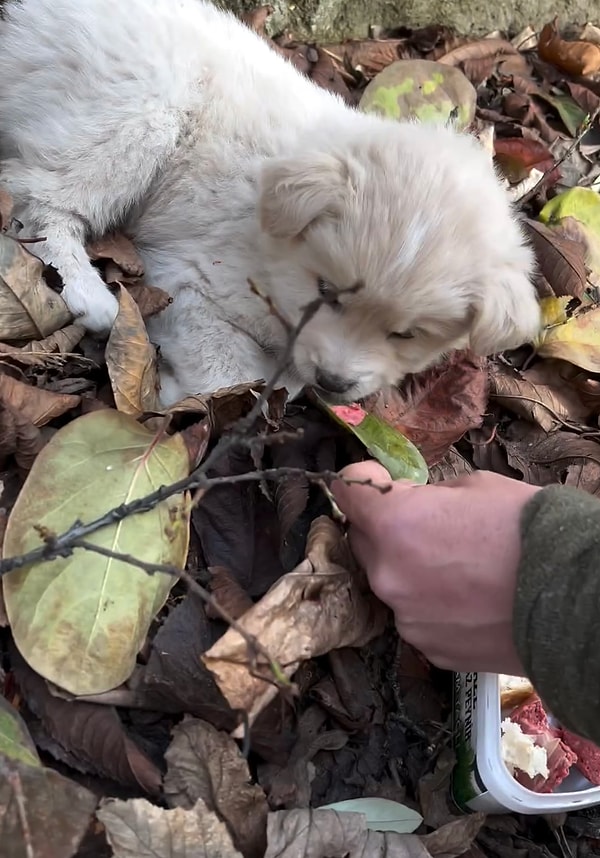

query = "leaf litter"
[[1, 9, 600, 858]]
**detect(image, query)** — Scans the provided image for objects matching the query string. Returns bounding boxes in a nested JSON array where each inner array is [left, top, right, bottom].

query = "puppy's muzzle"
[[315, 369, 356, 396]]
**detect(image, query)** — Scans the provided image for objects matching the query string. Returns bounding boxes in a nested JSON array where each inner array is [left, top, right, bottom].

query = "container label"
[[452, 671, 487, 808]]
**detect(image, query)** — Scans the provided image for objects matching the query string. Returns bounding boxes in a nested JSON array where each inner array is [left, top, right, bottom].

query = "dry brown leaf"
[[207, 566, 254, 620], [125, 282, 172, 319], [494, 138, 555, 184], [202, 516, 389, 721], [87, 232, 144, 276], [539, 18, 600, 76], [489, 361, 590, 431], [0, 187, 14, 230], [363, 351, 488, 466], [0, 402, 44, 469], [310, 50, 352, 100], [0, 372, 80, 427], [420, 813, 485, 857], [106, 284, 160, 415], [163, 718, 268, 858], [0, 235, 72, 340], [428, 447, 474, 483], [264, 809, 431, 858], [98, 797, 243, 858], [523, 220, 587, 299], [437, 38, 526, 85], [240, 5, 272, 36], [321, 40, 407, 76], [0, 324, 86, 369]]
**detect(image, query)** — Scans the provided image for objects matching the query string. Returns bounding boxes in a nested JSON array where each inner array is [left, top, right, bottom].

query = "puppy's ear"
[[259, 152, 350, 239], [469, 270, 541, 355]]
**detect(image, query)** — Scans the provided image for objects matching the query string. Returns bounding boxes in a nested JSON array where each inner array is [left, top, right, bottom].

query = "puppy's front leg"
[[21, 206, 118, 332]]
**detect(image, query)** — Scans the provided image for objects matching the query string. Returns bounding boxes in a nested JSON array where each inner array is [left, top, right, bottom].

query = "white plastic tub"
[[452, 671, 600, 813]]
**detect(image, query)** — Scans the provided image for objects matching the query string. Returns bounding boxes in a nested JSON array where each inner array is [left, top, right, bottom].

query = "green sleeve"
[[514, 485, 600, 743]]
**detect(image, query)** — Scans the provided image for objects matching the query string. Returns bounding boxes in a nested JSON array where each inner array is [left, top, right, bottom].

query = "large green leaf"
[[317, 397, 428, 484], [0, 696, 40, 768], [319, 797, 423, 833], [2, 410, 191, 695]]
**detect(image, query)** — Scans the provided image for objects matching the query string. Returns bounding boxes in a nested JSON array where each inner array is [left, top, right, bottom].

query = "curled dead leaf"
[[125, 282, 172, 320], [437, 37, 527, 85], [523, 220, 587, 299], [87, 233, 144, 277], [0, 372, 80, 427], [106, 284, 160, 415], [208, 566, 254, 620], [0, 324, 86, 368], [0, 235, 72, 340], [0, 402, 44, 470], [539, 18, 600, 76], [202, 516, 389, 721]]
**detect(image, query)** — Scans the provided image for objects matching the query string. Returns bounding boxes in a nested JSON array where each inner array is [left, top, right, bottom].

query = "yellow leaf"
[[537, 306, 600, 372]]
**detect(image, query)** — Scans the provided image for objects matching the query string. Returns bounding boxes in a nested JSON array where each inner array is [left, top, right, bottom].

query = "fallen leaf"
[[264, 808, 430, 858], [428, 447, 474, 482], [522, 219, 587, 299], [359, 59, 476, 130], [438, 38, 527, 86], [164, 718, 268, 858], [363, 351, 488, 466], [494, 138, 555, 183], [106, 284, 160, 415], [3, 409, 191, 695], [489, 360, 590, 431], [208, 566, 254, 619], [0, 372, 80, 426], [125, 282, 172, 320], [0, 695, 40, 768], [539, 18, 600, 76], [421, 813, 485, 857], [565, 80, 600, 116], [11, 646, 162, 792], [319, 396, 428, 483], [202, 516, 389, 721], [321, 39, 408, 76], [87, 233, 144, 277], [310, 49, 352, 101], [0, 187, 14, 230], [0, 235, 72, 340], [240, 5, 272, 36], [319, 798, 423, 834], [98, 797, 243, 858], [536, 305, 600, 371], [0, 752, 97, 858], [0, 324, 87, 368], [0, 402, 44, 470], [539, 186, 600, 275]]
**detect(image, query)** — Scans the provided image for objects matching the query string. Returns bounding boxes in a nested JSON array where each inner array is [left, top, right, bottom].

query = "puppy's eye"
[[317, 277, 341, 309], [388, 330, 415, 340]]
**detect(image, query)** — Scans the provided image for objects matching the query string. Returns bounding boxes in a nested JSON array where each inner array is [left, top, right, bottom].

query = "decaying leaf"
[[539, 18, 600, 76], [0, 324, 87, 368], [164, 718, 268, 858], [87, 233, 144, 277], [11, 646, 162, 792], [363, 351, 488, 465], [494, 138, 555, 183], [3, 409, 191, 695], [420, 813, 485, 857], [0, 696, 40, 768], [202, 516, 389, 721], [539, 187, 600, 275], [536, 304, 600, 371], [97, 797, 243, 858], [437, 37, 527, 85], [264, 809, 431, 858], [428, 447, 474, 482], [523, 219, 587, 299], [125, 282, 172, 320], [106, 285, 160, 415], [359, 59, 476, 130], [0, 372, 80, 427], [0, 753, 97, 858], [208, 566, 254, 619], [0, 402, 44, 470], [0, 186, 14, 230], [489, 361, 589, 431], [0, 235, 72, 340]]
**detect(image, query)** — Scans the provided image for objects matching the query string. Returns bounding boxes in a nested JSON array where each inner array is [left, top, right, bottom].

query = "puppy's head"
[[257, 119, 540, 401]]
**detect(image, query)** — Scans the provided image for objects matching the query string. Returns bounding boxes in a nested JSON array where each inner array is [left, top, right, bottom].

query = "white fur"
[[0, 0, 541, 404]]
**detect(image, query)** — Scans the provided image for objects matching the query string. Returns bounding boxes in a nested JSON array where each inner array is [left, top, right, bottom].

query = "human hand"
[[332, 462, 542, 674]]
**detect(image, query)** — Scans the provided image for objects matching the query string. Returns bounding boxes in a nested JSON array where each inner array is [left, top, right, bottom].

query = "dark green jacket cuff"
[[514, 484, 600, 743]]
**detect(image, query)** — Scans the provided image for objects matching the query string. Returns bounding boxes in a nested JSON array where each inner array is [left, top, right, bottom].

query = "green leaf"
[[317, 397, 429, 484], [319, 797, 423, 833], [2, 410, 191, 696], [534, 91, 587, 137], [0, 696, 41, 768]]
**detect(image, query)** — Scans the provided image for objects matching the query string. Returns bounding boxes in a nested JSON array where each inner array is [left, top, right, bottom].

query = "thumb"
[[332, 460, 414, 528]]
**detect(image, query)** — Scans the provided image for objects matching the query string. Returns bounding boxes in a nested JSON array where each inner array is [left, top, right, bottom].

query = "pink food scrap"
[[561, 729, 600, 785], [330, 403, 366, 426], [509, 697, 577, 792]]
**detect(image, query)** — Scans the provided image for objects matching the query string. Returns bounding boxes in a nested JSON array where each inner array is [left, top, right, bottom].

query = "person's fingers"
[[332, 460, 415, 529]]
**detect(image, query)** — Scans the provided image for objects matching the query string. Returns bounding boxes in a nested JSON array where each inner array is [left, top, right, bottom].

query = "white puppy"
[[0, 0, 540, 404]]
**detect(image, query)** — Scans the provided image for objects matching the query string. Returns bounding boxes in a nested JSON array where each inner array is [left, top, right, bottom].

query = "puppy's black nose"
[[315, 369, 356, 395]]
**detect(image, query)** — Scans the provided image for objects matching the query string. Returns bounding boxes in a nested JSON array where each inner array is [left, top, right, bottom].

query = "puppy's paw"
[[62, 274, 119, 334]]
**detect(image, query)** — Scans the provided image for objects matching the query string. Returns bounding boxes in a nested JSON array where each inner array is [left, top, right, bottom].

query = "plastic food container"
[[452, 671, 600, 813]]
